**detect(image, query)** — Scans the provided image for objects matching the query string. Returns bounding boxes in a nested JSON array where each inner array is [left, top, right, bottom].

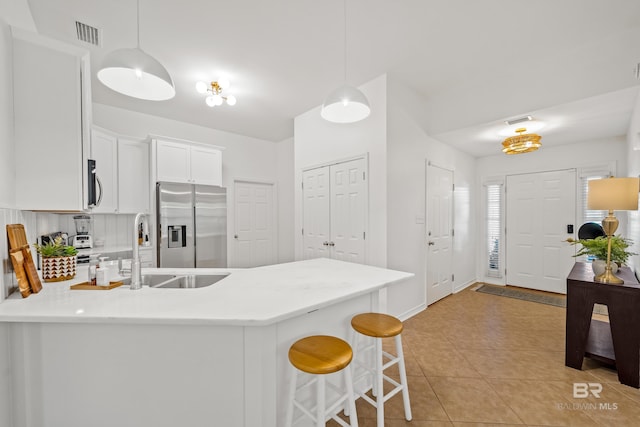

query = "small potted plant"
[[34, 237, 78, 282], [566, 235, 636, 275]]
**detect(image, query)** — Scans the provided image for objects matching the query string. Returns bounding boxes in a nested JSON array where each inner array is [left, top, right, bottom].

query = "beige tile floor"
[[328, 286, 640, 427]]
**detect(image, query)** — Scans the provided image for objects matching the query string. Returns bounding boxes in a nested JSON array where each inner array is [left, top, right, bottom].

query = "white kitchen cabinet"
[[118, 137, 150, 214], [90, 128, 118, 213], [90, 127, 150, 214], [155, 138, 222, 186], [13, 29, 92, 211]]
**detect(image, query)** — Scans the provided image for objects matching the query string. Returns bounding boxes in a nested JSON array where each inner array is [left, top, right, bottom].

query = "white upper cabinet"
[[155, 138, 223, 186], [13, 29, 92, 211], [118, 137, 150, 214], [90, 127, 150, 214]]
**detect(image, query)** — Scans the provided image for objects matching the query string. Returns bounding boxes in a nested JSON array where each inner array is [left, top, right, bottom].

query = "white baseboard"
[[396, 303, 426, 322], [454, 279, 476, 293]]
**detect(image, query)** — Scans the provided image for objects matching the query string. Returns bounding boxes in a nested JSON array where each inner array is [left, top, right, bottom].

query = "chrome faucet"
[[130, 212, 147, 290]]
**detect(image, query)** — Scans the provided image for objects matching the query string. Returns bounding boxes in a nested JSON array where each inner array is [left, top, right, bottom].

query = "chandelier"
[[502, 127, 542, 155], [195, 80, 236, 107]]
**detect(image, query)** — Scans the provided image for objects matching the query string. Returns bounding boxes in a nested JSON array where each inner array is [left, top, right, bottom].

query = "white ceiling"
[[25, 0, 640, 157]]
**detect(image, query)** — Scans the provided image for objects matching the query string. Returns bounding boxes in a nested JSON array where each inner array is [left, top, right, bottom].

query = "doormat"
[[474, 284, 566, 307]]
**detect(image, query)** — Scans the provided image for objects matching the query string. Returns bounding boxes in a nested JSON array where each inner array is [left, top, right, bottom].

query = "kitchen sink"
[[121, 274, 177, 287], [151, 274, 228, 289]]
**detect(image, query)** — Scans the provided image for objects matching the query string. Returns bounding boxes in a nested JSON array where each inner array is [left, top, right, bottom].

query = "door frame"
[[230, 178, 278, 268], [301, 153, 369, 264], [425, 160, 455, 305]]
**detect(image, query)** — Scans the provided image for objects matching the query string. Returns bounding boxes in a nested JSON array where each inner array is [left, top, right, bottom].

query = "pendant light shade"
[[97, 47, 175, 101], [97, 0, 175, 101], [321, 84, 371, 123], [321, 0, 370, 124]]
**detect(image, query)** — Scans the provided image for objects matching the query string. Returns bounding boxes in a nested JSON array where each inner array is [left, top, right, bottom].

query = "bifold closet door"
[[302, 158, 367, 263]]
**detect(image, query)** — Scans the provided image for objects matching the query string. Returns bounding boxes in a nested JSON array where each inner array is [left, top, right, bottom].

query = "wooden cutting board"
[[9, 248, 31, 298], [22, 246, 42, 293], [6, 224, 29, 248], [6, 224, 42, 294]]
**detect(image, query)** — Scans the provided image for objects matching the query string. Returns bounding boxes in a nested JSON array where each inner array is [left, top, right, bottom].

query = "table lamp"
[[587, 177, 639, 284]]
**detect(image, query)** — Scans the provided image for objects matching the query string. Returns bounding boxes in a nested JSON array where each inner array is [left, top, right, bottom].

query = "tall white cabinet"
[[302, 158, 368, 263], [12, 29, 92, 211]]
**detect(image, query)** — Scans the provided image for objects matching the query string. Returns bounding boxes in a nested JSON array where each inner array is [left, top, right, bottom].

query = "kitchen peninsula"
[[0, 258, 412, 427]]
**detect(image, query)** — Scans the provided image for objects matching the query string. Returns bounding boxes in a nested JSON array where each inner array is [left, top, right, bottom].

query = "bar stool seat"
[[286, 335, 359, 427], [351, 313, 412, 427]]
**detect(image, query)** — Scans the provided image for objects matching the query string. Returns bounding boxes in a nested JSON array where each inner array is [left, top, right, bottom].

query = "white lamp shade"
[[97, 47, 175, 101], [226, 95, 237, 106], [321, 84, 371, 123], [588, 177, 639, 210]]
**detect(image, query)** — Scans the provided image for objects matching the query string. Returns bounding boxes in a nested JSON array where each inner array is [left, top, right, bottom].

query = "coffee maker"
[[69, 215, 93, 249]]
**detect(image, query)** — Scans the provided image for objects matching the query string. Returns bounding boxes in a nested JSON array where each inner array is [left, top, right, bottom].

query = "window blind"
[[486, 183, 502, 278], [581, 175, 609, 226]]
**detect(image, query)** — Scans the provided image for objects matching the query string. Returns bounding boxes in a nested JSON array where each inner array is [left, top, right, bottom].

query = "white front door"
[[506, 169, 576, 293], [426, 163, 454, 305], [234, 181, 276, 268], [302, 158, 367, 263]]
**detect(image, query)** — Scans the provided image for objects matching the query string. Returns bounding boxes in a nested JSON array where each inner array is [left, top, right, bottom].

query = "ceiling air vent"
[[505, 115, 532, 126], [75, 21, 101, 46]]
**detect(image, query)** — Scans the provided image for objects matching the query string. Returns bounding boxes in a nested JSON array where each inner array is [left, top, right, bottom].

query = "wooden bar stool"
[[350, 313, 412, 427], [285, 335, 359, 427]]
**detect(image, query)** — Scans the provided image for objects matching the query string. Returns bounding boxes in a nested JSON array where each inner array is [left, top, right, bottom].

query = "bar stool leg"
[[316, 375, 326, 427], [285, 368, 298, 427], [375, 338, 384, 427], [344, 365, 359, 427], [396, 334, 412, 421]]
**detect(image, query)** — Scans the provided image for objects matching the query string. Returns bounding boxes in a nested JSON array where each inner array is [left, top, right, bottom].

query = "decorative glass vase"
[[41, 255, 77, 282]]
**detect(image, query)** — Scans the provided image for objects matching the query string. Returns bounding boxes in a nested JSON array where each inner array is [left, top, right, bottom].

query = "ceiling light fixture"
[[97, 0, 175, 101], [321, 0, 370, 123], [502, 127, 542, 155], [195, 80, 236, 107]]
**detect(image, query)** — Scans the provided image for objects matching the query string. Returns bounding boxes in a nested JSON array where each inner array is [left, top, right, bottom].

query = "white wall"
[[92, 103, 294, 264], [387, 77, 477, 319], [625, 91, 640, 276], [294, 75, 388, 268], [476, 137, 628, 283], [276, 137, 295, 263]]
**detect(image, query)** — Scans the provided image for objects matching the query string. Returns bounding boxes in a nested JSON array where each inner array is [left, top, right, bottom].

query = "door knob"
[[234, 234, 238, 239], [328, 242, 335, 246], [322, 241, 329, 246], [428, 241, 435, 246]]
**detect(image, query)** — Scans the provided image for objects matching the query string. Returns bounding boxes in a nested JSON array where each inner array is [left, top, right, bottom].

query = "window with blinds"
[[581, 175, 609, 226], [486, 183, 502, 278]]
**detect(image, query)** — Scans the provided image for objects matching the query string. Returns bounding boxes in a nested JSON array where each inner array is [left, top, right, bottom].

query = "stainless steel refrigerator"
[[156, 182, 227, 268]]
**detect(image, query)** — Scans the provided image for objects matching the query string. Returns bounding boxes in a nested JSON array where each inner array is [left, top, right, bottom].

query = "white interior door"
[[302, 158, 367, 263], [506, 169, 576, 293], [330, 158, 366, 263], [302, 167, 331, 259], [234, 181, 276, 268], [426, 163, 454, 305]]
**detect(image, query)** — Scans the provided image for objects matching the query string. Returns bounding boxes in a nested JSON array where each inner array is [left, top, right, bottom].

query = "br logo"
[[573, 382, 602, 398]]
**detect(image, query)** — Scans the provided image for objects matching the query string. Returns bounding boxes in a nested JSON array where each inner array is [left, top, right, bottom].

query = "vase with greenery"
[[34, 237, 78, 282], [566, 235, 636, 275]]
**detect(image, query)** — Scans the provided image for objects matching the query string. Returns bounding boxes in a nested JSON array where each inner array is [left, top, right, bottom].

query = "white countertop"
[[0, 259, 413, 326]]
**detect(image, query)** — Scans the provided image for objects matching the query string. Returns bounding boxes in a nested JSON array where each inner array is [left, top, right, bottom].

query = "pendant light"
[[97, 0, 175, 101], [321, 0, 370, 123]]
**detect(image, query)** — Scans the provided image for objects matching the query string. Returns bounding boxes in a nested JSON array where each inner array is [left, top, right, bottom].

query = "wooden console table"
[[565, 262, 640, 388]]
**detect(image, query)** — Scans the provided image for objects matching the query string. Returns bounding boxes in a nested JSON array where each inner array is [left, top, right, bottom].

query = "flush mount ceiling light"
[[502, 127, 542, 155], [321, 0, 370, 123], [97, 0, 175, 101], [195, 79, 236, 107]]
